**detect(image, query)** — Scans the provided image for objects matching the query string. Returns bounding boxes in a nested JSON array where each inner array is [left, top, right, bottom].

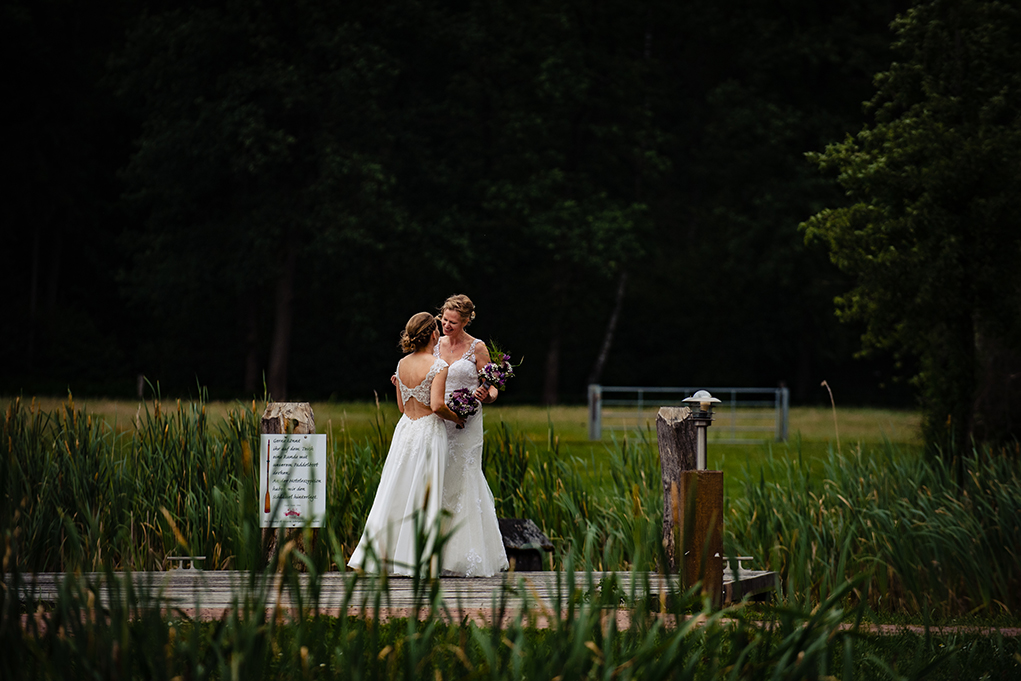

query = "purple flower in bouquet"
[[478, 342, 521, 391], [447, 387, 479, 428]]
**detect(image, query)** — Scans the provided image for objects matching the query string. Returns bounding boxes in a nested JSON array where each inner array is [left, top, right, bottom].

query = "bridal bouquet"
[[447, 387, 479, 428], [478, 341, 521, 391]]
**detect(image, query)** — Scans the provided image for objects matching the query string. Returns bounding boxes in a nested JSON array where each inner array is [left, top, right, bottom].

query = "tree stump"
[[261, 402, 315, 436], [261, 402, 317, 568], [657, 406, 696, 569]]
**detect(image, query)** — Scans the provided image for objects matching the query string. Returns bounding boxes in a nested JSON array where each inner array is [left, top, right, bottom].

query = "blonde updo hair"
[[439, 294, 476, 326], [399, 312, 438, 353]]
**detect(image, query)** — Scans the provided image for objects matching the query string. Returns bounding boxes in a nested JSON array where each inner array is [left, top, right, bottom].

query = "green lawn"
[[256, 400, 924, 504], [20, 395, 921, 503], [479, 403, 922, 500]]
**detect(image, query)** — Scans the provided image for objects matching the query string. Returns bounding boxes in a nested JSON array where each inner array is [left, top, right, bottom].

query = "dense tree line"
[[6, 0, 923, 409], [805, 0, 1021, 454]]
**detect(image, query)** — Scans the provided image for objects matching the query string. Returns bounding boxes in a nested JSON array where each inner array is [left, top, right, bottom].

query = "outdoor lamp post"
[[683, 390, 721, 470]]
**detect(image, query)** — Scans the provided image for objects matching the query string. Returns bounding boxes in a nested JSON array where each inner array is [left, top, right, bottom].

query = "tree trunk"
[[543, 328, 562, 406], [46, 216, 63, 316], [588, 270, 627, 386], [954, 311, 977, 487], [542, 269, 568, 405], [27, 223, 41, 370], [794, 332, 812, 402], [267, 247, 296, 401], [921, 309, 976, 491], [243, 291, 260, 394]]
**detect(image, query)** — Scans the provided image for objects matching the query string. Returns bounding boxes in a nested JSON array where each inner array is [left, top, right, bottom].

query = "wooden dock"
[[15, 568, 776, 622]]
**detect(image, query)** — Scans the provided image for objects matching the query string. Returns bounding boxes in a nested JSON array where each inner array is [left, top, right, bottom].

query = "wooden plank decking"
[[14, 568, 776, 620]]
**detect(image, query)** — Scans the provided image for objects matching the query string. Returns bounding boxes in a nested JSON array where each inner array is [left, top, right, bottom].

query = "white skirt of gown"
[[441, 408, 509, 577], [348, 413, 447, 576]]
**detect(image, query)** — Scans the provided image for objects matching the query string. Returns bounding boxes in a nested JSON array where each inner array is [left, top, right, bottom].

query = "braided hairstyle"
[[399, 312, 438, 353]]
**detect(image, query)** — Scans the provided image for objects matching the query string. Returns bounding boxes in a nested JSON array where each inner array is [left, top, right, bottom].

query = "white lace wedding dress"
[[436, 339, 509, 577], [348, 357, 448, 576]]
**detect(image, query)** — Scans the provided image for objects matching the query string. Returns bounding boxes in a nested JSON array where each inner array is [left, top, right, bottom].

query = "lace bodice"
[[432, 336, 508, 577], [435, 338, 482, 396], [396, 358, 447, 407]]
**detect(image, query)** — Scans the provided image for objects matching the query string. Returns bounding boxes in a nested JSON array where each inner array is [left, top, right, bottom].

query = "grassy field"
[[13, 396, 920, 441], [16, 395, 920, 501]]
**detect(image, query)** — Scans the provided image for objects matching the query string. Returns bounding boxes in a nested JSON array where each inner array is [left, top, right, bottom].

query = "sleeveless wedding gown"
[[436, 339, 509, 577], [348, 357, 448, 575]]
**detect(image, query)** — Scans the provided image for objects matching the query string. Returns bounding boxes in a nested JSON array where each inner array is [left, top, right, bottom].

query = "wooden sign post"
[[260, 402, 321, 566]]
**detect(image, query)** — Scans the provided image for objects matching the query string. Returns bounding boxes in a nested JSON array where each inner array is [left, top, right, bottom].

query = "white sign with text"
[[259, 434, 327, 528]]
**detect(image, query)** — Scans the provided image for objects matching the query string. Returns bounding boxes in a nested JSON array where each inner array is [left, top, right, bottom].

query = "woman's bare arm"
[[473, 341, 498, 404], [431, 366, 464, 425]]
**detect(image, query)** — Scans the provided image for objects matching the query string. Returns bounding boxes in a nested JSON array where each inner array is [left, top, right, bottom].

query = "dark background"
[[2, 0, 915, 407]]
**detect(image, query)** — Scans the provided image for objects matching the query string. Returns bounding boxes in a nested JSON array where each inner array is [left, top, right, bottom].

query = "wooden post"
[[657, 406, 724, 605], [657, 406, 696, 570], [261, 402, 315, 436], [679, 470, 724, 606], [261, 402, 316, 568]]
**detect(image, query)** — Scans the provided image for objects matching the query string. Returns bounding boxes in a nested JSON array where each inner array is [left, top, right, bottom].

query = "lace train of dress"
[[348, 359, 448, 575], [437, 339, 509, 577]]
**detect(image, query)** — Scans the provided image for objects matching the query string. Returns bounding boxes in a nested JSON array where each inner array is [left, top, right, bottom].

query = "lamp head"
[[683, 390, 721, 415]]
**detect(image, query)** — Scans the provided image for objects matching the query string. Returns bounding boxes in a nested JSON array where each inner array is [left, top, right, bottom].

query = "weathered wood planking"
[[14, 569, 775, 616]]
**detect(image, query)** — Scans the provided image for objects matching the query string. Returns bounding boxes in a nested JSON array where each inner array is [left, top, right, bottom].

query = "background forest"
[[0, 0, 963, 412]]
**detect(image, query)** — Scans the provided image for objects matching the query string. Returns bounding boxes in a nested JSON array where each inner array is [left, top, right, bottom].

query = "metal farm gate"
[[587, 384, 789, 443]]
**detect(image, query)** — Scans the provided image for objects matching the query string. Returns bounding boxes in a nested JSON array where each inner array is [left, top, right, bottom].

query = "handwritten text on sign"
[[259, 434, 326, 528]]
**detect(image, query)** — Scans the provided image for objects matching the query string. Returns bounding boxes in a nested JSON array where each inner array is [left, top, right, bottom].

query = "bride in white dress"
[[348, 312, 464, 575], [434, 294, 510, 577]]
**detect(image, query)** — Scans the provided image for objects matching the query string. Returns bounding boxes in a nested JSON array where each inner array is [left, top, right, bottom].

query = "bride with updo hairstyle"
[[348, 312, 464, 576], [433, 294, 509, 577], [399, 312, 438, 353]]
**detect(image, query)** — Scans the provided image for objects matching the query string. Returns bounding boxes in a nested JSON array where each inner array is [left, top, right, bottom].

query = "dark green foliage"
[[4, 0, 917, 408], [803, 0, 1021, 452], [114, 1, 423, 399]]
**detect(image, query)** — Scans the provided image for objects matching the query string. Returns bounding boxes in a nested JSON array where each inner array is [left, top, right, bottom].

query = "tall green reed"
[[3, 393, 262, 571], [8, 395, 1020, 622], [1, 394, 402, 573], [728, 439, 1021, 617], [4, 507, 982, 681], [482, 419, 665, 572], [1, 396, 694, 575]]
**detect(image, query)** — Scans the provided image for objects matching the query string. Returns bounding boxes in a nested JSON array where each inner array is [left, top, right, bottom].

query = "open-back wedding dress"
[[348, 357, 448, 575]]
